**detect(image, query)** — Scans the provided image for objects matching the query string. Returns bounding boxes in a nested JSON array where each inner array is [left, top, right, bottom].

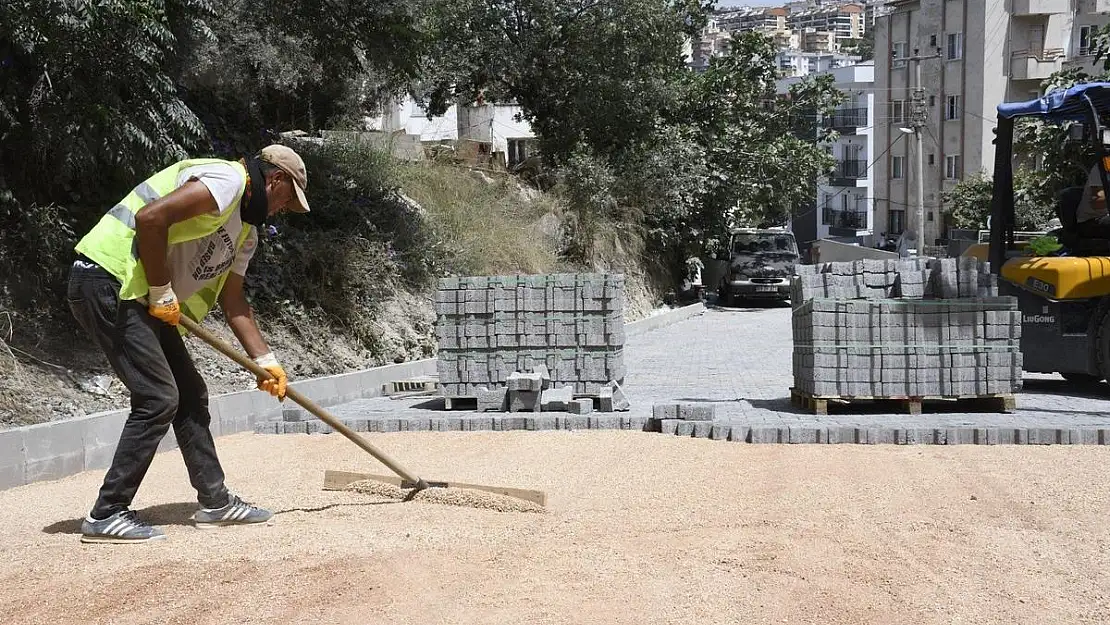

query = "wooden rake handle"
[[177, 315, 428, 489]]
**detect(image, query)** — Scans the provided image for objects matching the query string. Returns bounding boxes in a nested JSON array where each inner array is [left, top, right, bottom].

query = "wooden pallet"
[[382, 377, 439, 396], [789, 388, 1016, 416]]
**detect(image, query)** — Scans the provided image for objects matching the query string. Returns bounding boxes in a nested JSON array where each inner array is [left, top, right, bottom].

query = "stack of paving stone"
[[790, 256, 1021, 399], [792, 298, 1023, 398], [436, 273, 626, 401], [791, 257, 998, 302]]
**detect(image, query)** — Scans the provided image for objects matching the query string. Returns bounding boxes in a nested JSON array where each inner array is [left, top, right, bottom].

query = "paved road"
[[276, 305, 1110, 439]]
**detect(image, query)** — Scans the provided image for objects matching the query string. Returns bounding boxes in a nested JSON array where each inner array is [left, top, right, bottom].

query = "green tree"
[[680, 33, 843, 233], [942, 169, 1054, 231], [0, 0, 215, 206], [417, 0, 708, 164]]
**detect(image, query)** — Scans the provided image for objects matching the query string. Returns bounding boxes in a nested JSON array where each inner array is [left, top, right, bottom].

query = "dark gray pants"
[[67, 259, 229, 519]]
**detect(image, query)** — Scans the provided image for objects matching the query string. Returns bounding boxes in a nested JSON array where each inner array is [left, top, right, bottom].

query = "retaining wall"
[[0, 303, 706, 491]]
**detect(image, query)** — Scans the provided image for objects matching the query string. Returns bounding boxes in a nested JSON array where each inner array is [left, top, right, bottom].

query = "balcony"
[[822, 207, 869, 232], [1010, 48, 1065, 80], [1079, 0, 1110, 14], [828, 159, 867, 186], [822, 107, 868, 132], [1012, 0, 1070, 15]]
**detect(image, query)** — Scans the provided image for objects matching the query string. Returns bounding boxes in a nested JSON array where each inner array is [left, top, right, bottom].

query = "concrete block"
[[1072, 428, 1099, 445], [508, 390, 542, 413], [280, 421, 306, 434], [496, 416, 527, 431], [461, 416, 495, 431], [588, 415, 621, 429], [945, 428, 975, 445], [598, 385, 614, 412], [677, 403, 715, 421], [1029, 428, 1065, 445], [693, 422, 713, 438], [526, 416, 559, 430], [750, 427, 784, 444], [675, 421, 696, 437], [476, 387, 508, 412], [507, 371, 543, 392], [728, 425, 751, 442], [569, 398, 593, 415], [282, 407, 307, 422], [659, 419, 680, 435], [710, 424, 731, 440], [563, 415, 590, 430], [532, 364, 553, 389], [825, 426, 856, 444], [0, 429, 25, 490], [253, 421, 279, 435], [788, 427, 823, 444], [540, 385, 574, 411], [653, 404, 679, 420]]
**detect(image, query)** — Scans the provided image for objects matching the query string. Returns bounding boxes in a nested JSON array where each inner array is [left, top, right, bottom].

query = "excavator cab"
[[981, 82, 1110, 384]]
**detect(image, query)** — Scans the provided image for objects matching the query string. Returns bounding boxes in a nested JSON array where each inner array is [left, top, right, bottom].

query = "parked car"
[[716, 228, 799, 306]]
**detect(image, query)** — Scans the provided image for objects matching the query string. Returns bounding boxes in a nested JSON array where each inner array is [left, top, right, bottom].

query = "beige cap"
[[260, 144, 310, 213]]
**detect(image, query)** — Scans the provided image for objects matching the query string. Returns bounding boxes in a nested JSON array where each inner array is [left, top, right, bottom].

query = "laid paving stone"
[[678, 403, 715, 421], [659, 419, 680, 435], [526, 416, 558, 431], [589, 416, 621, 430]]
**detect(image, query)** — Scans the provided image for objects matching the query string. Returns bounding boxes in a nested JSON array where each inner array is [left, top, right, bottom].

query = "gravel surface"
[[346, 479, 546, 514], [1, 431, 1108, 624]]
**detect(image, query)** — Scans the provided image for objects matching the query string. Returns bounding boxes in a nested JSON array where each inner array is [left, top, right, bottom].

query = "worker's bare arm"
[[134, 180, 219, 288], [219, 272, 270, 359]]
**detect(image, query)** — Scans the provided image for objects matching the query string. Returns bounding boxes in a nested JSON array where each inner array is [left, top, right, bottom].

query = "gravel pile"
[[345, 479, 546, 514]]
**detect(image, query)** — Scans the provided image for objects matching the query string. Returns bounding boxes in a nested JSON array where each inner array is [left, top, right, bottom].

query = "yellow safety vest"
[[74, 158, 253, 333]]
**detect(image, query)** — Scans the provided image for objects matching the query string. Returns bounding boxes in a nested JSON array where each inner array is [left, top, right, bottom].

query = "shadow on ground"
[[42, 502, 200, 535]]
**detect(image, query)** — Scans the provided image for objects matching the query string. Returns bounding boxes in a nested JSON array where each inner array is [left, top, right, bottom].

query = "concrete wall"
[[0, 304, 705, 491], [0, 358, 436, 491]]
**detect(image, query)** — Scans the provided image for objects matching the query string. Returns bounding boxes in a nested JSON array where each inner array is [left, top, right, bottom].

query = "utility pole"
[[906, 48, 941, 257]]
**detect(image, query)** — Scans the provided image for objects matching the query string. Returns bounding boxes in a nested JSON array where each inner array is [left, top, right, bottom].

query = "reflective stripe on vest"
[[74, 158, 251, 329]]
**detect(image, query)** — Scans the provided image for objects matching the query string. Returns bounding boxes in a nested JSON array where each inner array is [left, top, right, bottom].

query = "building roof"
[[997, 82, 1110, 122]]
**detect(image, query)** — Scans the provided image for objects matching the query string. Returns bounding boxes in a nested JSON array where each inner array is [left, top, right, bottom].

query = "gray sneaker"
[[192, 494, 273, 529], [80, 510, 166, 544]]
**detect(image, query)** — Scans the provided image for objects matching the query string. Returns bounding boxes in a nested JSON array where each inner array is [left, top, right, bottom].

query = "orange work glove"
[[254, 352, 288, 401], [147, 283, 181, 326]]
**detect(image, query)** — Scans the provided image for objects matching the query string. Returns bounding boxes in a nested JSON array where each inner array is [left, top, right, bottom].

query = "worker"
[[1076, 162, 1110, 238], [67, 144, 310, 543]]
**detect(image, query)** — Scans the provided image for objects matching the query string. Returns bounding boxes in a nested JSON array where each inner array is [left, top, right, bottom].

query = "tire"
[[1094, 296, 1110, 381]]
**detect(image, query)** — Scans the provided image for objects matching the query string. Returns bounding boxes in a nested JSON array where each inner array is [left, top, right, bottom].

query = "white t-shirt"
[[1077, 164, 1107, 224], [164, 163, 258, 302]]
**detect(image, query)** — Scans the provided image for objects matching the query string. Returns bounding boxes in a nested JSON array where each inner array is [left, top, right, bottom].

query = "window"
[[892, 155, 905, 179], [945, 154, 962, 180], [927, 211, 934, 222], [893, 42, 908, 66], [928, 153, 936, 166], [888, 209, 906, 235], [946, 95, 961, 120], [929, 34, 937, 48], [1080, 25, 1096, 56], [946, 32, 963, 60], [891, 99, 906, 122], [929, 95, 936, 107]]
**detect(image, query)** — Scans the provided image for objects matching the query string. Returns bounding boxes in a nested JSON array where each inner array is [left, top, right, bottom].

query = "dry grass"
[[399, 162, 564, 277]]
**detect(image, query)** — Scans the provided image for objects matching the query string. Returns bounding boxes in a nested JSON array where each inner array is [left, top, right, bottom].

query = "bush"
[[244, 138, 440, 354]]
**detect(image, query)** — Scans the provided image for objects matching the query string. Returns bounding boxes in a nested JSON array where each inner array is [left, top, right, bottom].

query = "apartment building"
[[777, 49, 862, 76], [790, 3, 868, 42], [716, 6, 789, 35], [780, 62, 877, 246], [872, 0, 1110, 248]]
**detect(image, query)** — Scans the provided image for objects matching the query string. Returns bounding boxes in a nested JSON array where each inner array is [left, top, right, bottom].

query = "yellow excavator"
[[963, 82, 1110, 384]]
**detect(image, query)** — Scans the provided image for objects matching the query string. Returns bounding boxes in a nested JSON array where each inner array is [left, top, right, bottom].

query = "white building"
[[369, 95, 537, 168], [873, 0, 1110, 247], [780, 61, 877, 245], [777, 49, 862, 77]]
